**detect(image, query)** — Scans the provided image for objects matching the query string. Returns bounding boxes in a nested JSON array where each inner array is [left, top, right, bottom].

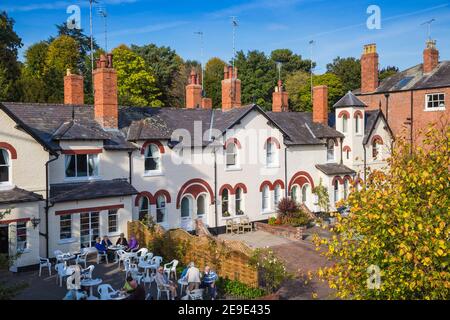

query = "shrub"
[[277, 198, 299, 218], [268, 217, 277, 225], [216, 278, 266, 299], [281, 209, 312, 227]]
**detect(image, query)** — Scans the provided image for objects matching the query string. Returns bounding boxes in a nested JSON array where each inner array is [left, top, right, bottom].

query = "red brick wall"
[[222, 66, 241, 111], [64, 74, 84, 105], [358, 87, 450, 144], [186, 83, 202, 109], [361, 45, 379, 94], [313, 85, 328, 124], [93, 66, 118, 129], [272, 91, 289, 112]]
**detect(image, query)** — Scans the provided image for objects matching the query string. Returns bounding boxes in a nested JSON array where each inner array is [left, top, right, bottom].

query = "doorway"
[[0, 225, 9, 256]]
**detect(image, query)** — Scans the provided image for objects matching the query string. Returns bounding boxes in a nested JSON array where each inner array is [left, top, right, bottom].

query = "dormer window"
[[0, 149, 10, 184], [65, 154, 99, 178], [226, 143, 238, 168], [145, 144, 161, 172], [371, 136, 384, 160], [327, 139, 335, 162], [266, 139, 279, 167]]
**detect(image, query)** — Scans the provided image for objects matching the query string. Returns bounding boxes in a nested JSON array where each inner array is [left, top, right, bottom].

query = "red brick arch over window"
[[259, 180, 273, 192], [288, 171, 314, 191], [332, 176, 344, 185], [176, 179, 214, 208], [343, 146, 352, 152], [343, 175, 353, 183], [371, 135, 384, 144], [135, 191, 155, 206], [338, 110, 350, 118], [266, 137, 281, 149], [354, 110, 363, 118], [233, 183, 248, 194], [273, 179, 285, 189], [0, 142, 17, 159], [219, 184, 234, 195], [224, 138, 242, 149], [141, 140, 165, 155], [154, 190, 172, 203]]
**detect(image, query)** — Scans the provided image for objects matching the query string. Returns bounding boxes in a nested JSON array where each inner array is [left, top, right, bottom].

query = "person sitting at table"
[[155, 266, 178, 300], [101, 235, 115, 261], [185, 262, 201, 291], [201, 265, 218, 300], [127, 236, 139, 252], [101, 235, 112, 247], [94, 237, 107, 255], [116, 233, 128, 247], [124, 276, 145, 300]]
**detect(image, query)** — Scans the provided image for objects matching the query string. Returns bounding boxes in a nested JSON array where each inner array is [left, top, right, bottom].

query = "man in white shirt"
[[185, 262, 201, 291]]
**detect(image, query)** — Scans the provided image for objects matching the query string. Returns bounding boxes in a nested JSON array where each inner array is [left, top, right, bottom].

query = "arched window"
[[262, 185, 270, 212], [301, 184, 309, 204], [181, 197, 191, 218], [0, 149, 10, 184], [221, 189, 229, 216], [343, 179, 349, 200], [235, 187, 243, 215], [226, 143, 238, 168], [139, 196, 150, 221], [197, 194, 206, 217], [355, 116, 360, 134], [291, 185, 299, 203], [156, 195, 166, 224], [273, 185, 281, 208], [372, 138, 383, 160], [334, 180, 339, 203], [327, 140, 335, 162], [346, 149, 350, 160], [266, 141, 278, 167], [342, 115, 348, 133], [145, 144, 161, 172]]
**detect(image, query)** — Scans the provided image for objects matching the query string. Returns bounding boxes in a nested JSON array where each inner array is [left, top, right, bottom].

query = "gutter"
[[41, 153, 59, 258], [284, 145, 288, 198], [363, 145, 367, 183], [128, 151, 133, 185]]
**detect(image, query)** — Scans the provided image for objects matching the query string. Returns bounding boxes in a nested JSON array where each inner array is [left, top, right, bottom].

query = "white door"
[[180, 196, 193, 231], [80, 211, 99, 249]]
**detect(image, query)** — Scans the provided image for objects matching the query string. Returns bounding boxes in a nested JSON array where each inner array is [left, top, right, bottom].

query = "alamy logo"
[[367, 264, 381, 289], [366, 5, 381, 30], [67, 5, 81, 30]]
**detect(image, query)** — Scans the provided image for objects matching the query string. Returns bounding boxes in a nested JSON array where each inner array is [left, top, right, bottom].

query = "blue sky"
[[2, 0, 450, 73]]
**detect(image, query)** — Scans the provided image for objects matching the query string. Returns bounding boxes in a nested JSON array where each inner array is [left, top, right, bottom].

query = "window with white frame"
[[372, 138, 383, 160], [327, 140, 335, 162], [0, 149, 10, 184], [235, 187, 243, 215], [346, 149, 350, 160], [334, 180, 339, 203], [156, 195, 166, 223], [65, 154, 99, 178], [145, 144, 161, 172], [221, 189, 229, 216], [108, 209, 118, 233], [16, 222, 27, 253], [274, 185, 281, 208], [266, 141, 279, 167], [262, 185, 270, 212], [60, 214, 72, 240], [226, 143, 238, 168], [343, 180, 349, 200], [425, 93, 445, 110], [355, 116, 361, 134], [342, 115, 348, 133], [197, 195, 206, 217], [302, 184, 309, 204], [139, 196, 150, 221], [291, 185, 299, 203]]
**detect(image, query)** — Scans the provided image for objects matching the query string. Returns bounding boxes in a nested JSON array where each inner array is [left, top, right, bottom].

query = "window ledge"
[[265, 164, 280, 169], [64, 176, 101, 182], [424, 107, 446, 112], [143, 171, 164, 177], [17, 248, 31, 254], [225, 167, 242, 172], [0, 183, 14, 191], [58, 238, 77, 245], [107, 231, 121, 237], [261, 210, 275, 215]]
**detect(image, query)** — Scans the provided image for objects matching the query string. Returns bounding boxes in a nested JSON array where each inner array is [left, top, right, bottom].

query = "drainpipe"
[[410, 91, 414, 153], [384, 93, 390, 126], [213, 146, 218, 235], [42, 153, 59, 258], [284, 145, 288, 198], [128, 151, 133, 185], [363, 145, 367, 183], [339, 138, 344, 165]]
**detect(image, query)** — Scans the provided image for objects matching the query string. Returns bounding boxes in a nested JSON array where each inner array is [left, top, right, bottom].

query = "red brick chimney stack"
[[64, 69, 84, 105], [313, 85, 328, 125], [361, 44, 379, 93], [186, 69, 202, 109], [93, 53, 118, 129], [222, 65, 241, 111], [272, 80, 289, 112], [423, 40, 439, 74]]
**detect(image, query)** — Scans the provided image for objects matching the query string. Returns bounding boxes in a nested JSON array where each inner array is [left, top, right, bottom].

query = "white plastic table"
[[108, 245, 126, 262], [80, 278, 103, 300], [58, 253, 76, 266]]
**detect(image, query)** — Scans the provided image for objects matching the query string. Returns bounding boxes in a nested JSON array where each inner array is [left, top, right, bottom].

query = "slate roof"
[[0, 187, 43, 205], [333, 91, 367, 108], [49, 179, 138, 203], [354, 61, 450, 94], [315, 163, 356, 176]]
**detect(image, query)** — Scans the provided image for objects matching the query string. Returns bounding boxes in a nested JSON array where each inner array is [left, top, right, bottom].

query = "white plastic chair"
[[55, 263, 70, 287], [81, 265, 95, 280], [39, 257, 52, 277], [156, 283, 171, 300], [116, 250, 129, 269], [164, 259, 178, 280], [188, 289, 204, 300], [54, 250, 64, 263], [97, 284, 118, 300], [139, 252, 153, 265], [96, 249, 108, 264], [75, 249, 89, 268], [134, 248, 148, 262]]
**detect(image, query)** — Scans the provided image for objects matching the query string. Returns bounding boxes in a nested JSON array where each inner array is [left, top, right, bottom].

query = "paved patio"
[[219, 229, 335, 300]]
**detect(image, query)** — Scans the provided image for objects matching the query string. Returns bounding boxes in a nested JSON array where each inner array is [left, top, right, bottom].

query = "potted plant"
[[222, 211, 231, 217]]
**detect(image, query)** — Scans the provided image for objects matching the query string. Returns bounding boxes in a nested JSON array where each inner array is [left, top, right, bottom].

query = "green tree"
[[288, 72, 344, 112], [204, 57, 227, 109], [326, 56, 361, 93], [314, 123, 450, 299], [270, 49, 314, 75], [131, 44, 185, 107], [0, 11, 23, 101], [379, 66, 399, 82], [112, 45, 162, 107], [285, 70, 310, 111]]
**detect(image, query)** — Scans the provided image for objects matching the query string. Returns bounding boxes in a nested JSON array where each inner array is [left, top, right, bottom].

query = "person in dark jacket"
[[125, 276, 146, 300], [116, 233, 128, 247]]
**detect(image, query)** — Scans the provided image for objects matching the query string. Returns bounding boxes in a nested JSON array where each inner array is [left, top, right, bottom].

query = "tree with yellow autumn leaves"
[[314, 122, 449, 299]]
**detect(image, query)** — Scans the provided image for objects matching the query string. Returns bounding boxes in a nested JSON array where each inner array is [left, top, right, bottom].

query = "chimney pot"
[[423, 40, 439, 74], [222, 65, 241, 111], [272, 80, 289, 112]]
